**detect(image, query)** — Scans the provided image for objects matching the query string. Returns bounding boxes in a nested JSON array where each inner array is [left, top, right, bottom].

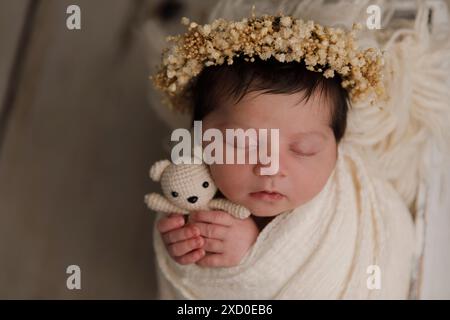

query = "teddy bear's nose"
[[187, 196, 198, 204]]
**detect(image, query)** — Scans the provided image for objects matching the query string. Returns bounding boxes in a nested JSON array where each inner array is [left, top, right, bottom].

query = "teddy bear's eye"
[[171, 191, 179, 198], [202, 181, 209, 188]]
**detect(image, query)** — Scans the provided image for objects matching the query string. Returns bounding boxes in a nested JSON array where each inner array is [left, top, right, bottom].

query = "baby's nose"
[[187, 196, 198, 204]]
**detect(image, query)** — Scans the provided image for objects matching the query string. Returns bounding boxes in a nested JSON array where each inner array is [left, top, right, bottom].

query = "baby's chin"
[[223, 191, 296, 217], [240, 198, 293, 217]]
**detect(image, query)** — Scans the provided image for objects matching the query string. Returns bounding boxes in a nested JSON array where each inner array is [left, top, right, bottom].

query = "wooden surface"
[[0, 0, 170, 298], [0, 0, 30, 125]]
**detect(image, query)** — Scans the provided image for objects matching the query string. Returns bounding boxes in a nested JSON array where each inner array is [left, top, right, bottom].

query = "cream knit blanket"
[[153, 142, 415, 299]]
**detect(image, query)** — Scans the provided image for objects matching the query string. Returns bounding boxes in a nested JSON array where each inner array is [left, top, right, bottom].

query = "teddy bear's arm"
[[144, 193, 189, 215], [208, 198, 251, 219]]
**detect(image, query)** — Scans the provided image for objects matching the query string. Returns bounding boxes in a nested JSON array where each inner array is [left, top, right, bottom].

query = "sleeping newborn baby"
[[157, 58, 340, 268], [138, 3, 436, 296], [152, 57, 415, 299]]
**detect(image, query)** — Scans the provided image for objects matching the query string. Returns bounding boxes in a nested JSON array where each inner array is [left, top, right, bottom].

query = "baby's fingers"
[[167, 237, 204, 258], [156, 213, 185, 233], [193, 222, 228, 240], [175, 249, 205, 265], [203, 238, 224, 253], [191, 210, 234, 226], [162, 225, 200, 244]]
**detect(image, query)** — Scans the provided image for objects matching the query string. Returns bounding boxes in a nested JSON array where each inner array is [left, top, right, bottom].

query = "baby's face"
[[202, 90, 338, 217]]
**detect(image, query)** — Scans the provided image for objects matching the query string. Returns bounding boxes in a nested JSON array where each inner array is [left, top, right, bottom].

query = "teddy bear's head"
[[149, 159, 217, 211]]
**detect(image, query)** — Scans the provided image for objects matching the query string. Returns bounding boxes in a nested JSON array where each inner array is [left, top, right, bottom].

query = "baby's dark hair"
[[190, 57, 350, 143]]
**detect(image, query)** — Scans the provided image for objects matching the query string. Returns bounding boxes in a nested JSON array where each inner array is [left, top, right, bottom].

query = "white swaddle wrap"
[[153, 142, 415, 299]]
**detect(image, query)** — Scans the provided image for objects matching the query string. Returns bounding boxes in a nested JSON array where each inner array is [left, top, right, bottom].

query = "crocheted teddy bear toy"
[[144, 158, 251, 219]]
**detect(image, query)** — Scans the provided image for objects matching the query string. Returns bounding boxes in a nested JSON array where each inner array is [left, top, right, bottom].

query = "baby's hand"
[[189, 210, 259, 268], [156, 213, 206, 265]]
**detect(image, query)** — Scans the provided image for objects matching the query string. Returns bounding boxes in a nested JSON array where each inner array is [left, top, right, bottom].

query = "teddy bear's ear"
[[149, 160, 171, 182]]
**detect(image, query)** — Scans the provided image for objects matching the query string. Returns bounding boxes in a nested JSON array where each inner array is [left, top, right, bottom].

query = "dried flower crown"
[[151, 11, 385, 113]]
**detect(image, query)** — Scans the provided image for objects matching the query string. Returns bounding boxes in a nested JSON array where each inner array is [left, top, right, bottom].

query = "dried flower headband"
[[151, 12, 385, 113]]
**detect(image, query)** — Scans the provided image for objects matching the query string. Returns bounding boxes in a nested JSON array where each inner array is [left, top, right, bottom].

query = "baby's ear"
[[149, 160, 171, 182]]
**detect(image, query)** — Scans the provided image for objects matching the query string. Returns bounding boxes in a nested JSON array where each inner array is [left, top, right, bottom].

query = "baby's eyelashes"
[[289, 139, 323, 156]]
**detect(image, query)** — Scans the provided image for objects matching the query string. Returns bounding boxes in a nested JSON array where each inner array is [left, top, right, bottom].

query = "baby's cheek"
[[289, 159, 335, 205], [209, 164, 250, 197]]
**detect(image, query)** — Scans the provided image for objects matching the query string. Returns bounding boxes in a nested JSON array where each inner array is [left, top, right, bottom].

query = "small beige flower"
[[181, 17, 190, 26], [324, 69, 335, 78], [280, 16, 292, 27]]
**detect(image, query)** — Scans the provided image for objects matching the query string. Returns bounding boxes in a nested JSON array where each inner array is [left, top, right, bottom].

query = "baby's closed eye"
[[290, 140, 321, 156]]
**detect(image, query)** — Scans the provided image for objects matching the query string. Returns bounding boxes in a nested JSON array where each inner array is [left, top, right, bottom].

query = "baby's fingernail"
[[196, 237, 203, 246]]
